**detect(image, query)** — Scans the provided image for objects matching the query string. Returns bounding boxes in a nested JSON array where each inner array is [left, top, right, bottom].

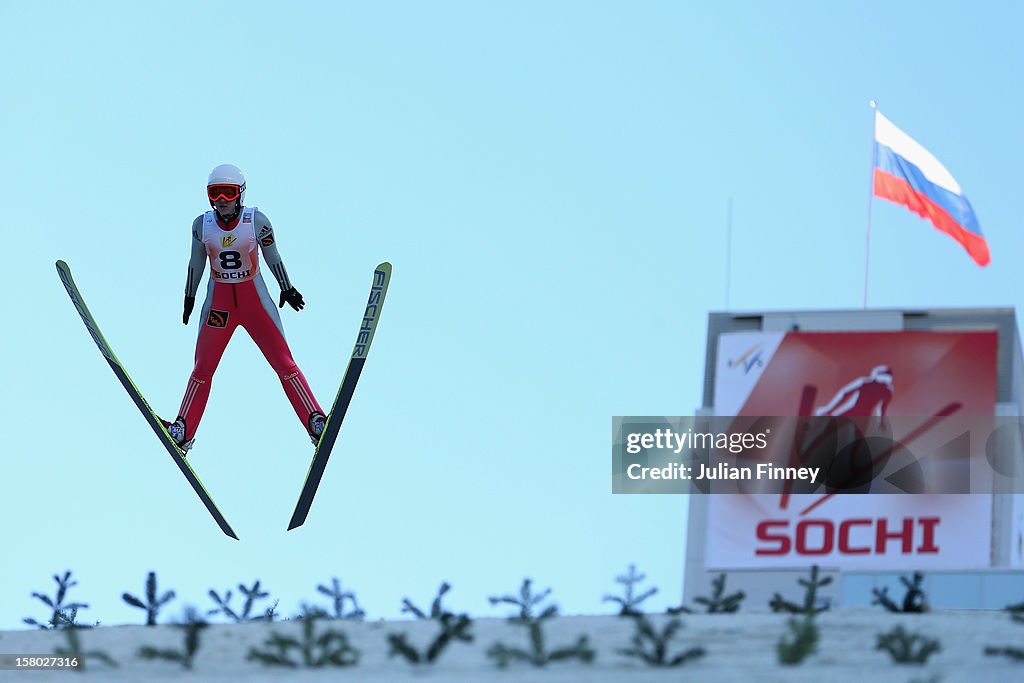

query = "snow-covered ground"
[[2, 609, 1022, 682]]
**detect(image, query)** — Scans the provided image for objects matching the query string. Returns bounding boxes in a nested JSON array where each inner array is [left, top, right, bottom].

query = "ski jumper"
[[814, 367, 894, 418], [176, 206, 323, 440]]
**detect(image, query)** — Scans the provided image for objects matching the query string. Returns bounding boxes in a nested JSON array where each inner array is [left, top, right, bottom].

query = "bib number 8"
[[220, 251, 242, 270]]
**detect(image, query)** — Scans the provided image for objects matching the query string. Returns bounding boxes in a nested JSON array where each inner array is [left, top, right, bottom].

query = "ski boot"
[[309, 411, 327, 446], [161, 417, 195, 455]]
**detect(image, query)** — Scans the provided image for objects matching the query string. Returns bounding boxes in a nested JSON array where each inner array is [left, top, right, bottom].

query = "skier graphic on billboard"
[[806, 364, 895, 493], [815, 365, 894, 418]]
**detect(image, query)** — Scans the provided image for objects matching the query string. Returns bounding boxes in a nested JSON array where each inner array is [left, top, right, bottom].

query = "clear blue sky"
[[3, 1, 1023, 628]]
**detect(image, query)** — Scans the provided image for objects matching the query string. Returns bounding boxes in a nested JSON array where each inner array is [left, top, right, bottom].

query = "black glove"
[[183, 295, 195, 325], [279, 287, 305, 311]]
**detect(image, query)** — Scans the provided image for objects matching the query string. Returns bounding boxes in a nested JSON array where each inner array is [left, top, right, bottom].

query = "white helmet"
[[207, 163, 246, 205]]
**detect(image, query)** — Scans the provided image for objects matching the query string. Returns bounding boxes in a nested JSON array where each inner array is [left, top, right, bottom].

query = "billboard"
[[707, 329, 997, 570]]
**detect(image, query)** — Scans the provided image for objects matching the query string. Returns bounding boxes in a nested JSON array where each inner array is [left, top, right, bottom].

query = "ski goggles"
[[207, 184, 243, 202]]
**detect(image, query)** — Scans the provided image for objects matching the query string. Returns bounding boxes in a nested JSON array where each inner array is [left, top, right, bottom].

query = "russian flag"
[[873, 110, 989, 266]]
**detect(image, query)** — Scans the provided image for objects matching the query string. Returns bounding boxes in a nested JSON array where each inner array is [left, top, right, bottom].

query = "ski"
[[288, 262, 392, 530], [55, 260, 239, 540]]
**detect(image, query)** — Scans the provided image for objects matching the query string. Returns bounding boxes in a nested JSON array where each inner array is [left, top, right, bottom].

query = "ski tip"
[[287, 508, 309, 530], [375, 261, 392, 272], [55, 259, 69, 271]]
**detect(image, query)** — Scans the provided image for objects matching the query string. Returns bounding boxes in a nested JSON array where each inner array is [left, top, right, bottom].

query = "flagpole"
[[725, 197, 733, 310], [863, 100, 878, 309]]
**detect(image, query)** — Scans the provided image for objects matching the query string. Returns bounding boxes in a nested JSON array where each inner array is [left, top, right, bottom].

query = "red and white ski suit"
[[176, 206, 322, 440]]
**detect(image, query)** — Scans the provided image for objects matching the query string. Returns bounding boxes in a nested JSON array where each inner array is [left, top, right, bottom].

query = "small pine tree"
[[54, 623, 118, 671], [316, 577, 365, 619], [777, 616, 819, 665], [875, 625, 941, 664], [207, 580, 277, 622], [24, 571, 90, 629], [769, 565, 832, 615], [603, 564, 658, 616], [247, 608, 360, 668], [387, 583, 474, 665], [872, 572, 928, 613], [617, 614, 705, 667], [138, 607, 208, 670], [486, 579, 595, 668], [400, 581, 454, 619], [122, 571, 176, 626], [693, 573, 746, 613]]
